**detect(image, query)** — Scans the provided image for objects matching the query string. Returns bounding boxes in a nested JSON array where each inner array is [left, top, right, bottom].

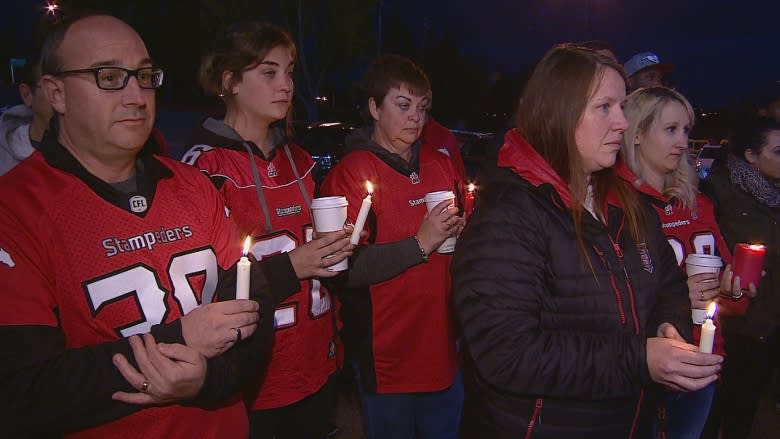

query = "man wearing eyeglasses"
[[0, 13, 351, 438]]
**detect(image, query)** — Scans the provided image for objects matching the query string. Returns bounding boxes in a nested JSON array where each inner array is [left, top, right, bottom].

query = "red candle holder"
[[732, 243, 767, 289]]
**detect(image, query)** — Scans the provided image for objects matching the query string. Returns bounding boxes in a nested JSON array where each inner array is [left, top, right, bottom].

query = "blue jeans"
[[653, 383, 716, 439], [353, 363, 464, 439]]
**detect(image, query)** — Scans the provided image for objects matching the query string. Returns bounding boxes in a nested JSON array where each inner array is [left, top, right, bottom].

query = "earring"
[[218, 84, 226, 98]]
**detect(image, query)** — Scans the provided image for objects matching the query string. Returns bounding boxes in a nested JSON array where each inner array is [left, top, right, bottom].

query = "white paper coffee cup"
[[310, 196, 349, 271], [424, 190, 457, 254], [686, 254, 722, 324], [685, 254, 723, 277]]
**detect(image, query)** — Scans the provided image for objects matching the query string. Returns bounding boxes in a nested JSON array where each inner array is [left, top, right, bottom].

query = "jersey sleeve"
[[0, 205, 57, 326], [181, 144, 228, 192], [0, 208, 144, 433], [202, 173, 242, 271], [698, 195, 733, 264]]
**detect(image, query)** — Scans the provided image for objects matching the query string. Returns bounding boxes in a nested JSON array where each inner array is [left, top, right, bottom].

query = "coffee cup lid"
[[311, 196, 348, 209], [424, 190, 455, 202]]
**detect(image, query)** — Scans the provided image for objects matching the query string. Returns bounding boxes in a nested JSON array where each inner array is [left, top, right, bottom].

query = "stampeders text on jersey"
[[102, 225, 193, 257]]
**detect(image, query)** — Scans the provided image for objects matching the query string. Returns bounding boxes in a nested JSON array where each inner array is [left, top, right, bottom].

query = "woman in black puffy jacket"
[[452, 44, 723, 439]]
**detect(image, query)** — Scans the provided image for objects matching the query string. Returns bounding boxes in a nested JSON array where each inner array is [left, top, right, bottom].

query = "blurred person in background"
[[0, 55, 53, 175], [624, 51, 674, 92], [421, 114, 467, 182], [703, 115, 780, 439]]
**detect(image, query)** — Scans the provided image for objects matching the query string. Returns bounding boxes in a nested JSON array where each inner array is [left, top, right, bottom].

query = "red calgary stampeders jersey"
[[0, 152, 246, 438], [646, 192, 735, 353], [183, 139, 336, 409], [652, 194, 732, 269], [321, 146, 461, 393]]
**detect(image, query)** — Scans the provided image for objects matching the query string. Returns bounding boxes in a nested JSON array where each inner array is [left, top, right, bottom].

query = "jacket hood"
[[0, 105, 35, 170], [613, 159, 671, 201], [344, 126, 421, 175], [497, 128, 573, 208], [1, 104, 33, 130], [188, 117, 287, 158]]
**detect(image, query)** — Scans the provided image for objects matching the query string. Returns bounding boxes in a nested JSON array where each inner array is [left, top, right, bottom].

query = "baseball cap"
[[624, 52, 674, 77]]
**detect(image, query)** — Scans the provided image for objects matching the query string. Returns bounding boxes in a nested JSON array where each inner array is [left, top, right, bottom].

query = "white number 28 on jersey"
[[85, 246, 218, 338], [249, 228, 331, 329], [667, 232, 717, 266]]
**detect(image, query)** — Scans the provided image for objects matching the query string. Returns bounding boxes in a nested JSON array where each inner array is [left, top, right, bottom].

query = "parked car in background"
[[451, 129, 496, 181], [695, 142, 726, 179], [292, 121, 355, 184]]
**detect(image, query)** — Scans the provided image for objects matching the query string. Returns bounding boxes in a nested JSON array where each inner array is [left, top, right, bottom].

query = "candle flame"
[[706, 302, 717, 320], [366, 181, 374, 194], [467, 183, 476, 192], [748, 244, 766, 251], [242, 236, 251, 256]]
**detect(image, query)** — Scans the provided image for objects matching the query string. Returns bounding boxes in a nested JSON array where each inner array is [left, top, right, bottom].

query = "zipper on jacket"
[[657, 405, 667, 439], [593, 244, 627, 325], [524, 398, 544, 439], [608, 235, 641, 335], [629, 388, 645, 439]]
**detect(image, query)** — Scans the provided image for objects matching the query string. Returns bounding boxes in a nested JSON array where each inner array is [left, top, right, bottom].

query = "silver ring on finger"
[[141, 381, 149, 393], [700, 291, 705, 301]]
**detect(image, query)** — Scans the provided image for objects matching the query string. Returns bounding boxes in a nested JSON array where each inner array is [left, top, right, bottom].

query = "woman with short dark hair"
[[321, 54, 465, 439]]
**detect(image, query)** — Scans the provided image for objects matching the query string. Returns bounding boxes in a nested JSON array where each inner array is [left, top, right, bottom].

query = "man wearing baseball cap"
[[624, 51, 674, 91]]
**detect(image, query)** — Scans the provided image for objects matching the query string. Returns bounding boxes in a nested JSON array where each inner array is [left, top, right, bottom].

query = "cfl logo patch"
[[130, 195, 148, 213]]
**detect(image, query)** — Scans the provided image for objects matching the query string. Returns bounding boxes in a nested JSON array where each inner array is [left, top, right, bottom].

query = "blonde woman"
[[618, 86, 742, 439]]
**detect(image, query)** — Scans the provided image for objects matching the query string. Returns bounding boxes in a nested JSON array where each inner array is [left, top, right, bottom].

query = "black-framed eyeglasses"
[[53, 67, 164, 90]]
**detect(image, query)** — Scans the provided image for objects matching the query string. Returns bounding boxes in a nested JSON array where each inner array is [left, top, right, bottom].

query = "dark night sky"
[[2, 0, 780, 109], [398, 0, 780, 108]]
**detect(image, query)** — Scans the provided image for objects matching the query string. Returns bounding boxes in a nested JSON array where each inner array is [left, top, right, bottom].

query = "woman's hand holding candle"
[[350, 181, 373, 245], [698, 303, 717, 353], [236, 237, 252, 300]]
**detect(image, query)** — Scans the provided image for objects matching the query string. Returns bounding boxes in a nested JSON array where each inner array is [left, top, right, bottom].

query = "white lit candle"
[[236, 236, 251, 300], [349, 181, 373, 245], [698, 302, 717, 353]]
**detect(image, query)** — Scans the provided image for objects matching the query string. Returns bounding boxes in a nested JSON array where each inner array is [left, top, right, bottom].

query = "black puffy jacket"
[[453, 130, 691, 439]]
